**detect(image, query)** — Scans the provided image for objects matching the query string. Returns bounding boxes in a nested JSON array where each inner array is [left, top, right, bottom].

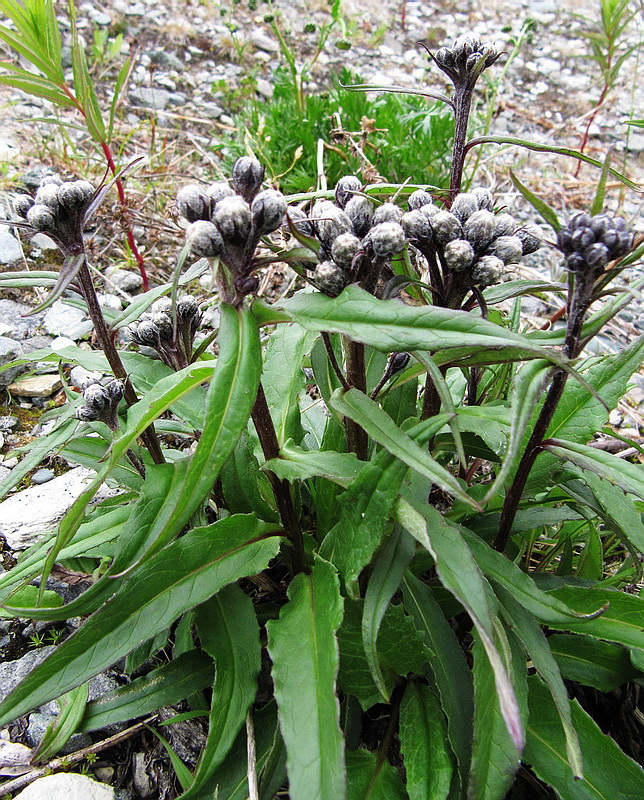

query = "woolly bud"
[[59, 180, 94, 211], [314, 260, 345, 295], [13, 194, 33, 219], [345, 195, 374, 238], [493, 213, 516, 237], [35, 184, 61, 209], [106, 379, 124, 401], [444, 239, 475, 272], [214, 196, 252, 244], [331, 232, 361, 269], [335, 175, 362, 209], [27, 203, 57, 232], [285, 206, 314, 237], [584, 242, 610, 269], [311, 200, 353, 247], [434, 47, 455, 71], [369, 222, 406, 257], [186, 220, 224, 257], [471, 187, 494, 211], [471, 255, 503, 287], [450, 193, 478, 222], [177, 294, 199, 319], [83, 383, 111, 411], [408, 190, 434, 210], [401, 210, 432, 243], [132, 320, 159, 346], [151, 297, 173, 315], [177, 185, 211, 223], [372, 202, 403, 226], [251, 189, 287, 235], [516, 226, 541, 255], [231, 155, 265, 201], [464, 209, 495, 250], [487, 235, 523, 265], [40, 174, 62, 187], [76, 405, 99, 422], [151, 313, 173, 341], [207, 181, 236, 210], [430, 210, 462, 245]]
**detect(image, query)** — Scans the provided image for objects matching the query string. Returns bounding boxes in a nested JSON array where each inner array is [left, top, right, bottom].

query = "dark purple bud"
[[186, 220, 225, 257], [584, 242, 610, 269], [331, 233, 362, 269], [177, 185, 211, 223], [516, 226, 541, 255], [177, 295, 199, 319], [106, 379, 124, 401], [57, 180, 94, 212], [132, 320, 159, 346], [251, 189, 287, 234], [390, 352, 410, 373], [231, 156, 265, 201], [345, 195, 374, 238], [214, 196, 252, 244], [285, 206, 314, 237], [206, 181, 236, 211], [463, 209, 495, 249], [335, 175, 362, 209], [83, 383, 111, 411]]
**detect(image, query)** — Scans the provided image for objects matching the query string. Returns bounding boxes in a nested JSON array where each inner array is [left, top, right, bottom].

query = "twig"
[[246, 712, 259, 800]]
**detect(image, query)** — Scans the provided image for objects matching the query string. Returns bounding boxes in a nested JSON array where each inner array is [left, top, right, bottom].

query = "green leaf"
[[34, 682, 89, 762], [548, 633, 639, 692], [345, 749, 408, 800], [329, 389, 477, 507], [402, 572, 473, 793], [525, 337, 644, 494], [400, 682, 453, 800], [337, 597, 383, 709], [180, 585, 262, 799], [395, 497, 524, 751], [362, 526, 416, 700], [263, 440, 362, 485], [221, 431, 278, 521], [0, 585, 62, 617], [590, 148, 613, 216], [26, 255, 86, 315], [0, 515, 281, 726], [79, 650, 214, 733], [468, 628, 526, 800], [524, 675, 644, 800], [508, 171, 561, 231], [268, 286, 560, 364], [148, 725, 193, 791], [482, 279, 567, 305], [266, 557, 345, 800], [495, 586, 582, 779]]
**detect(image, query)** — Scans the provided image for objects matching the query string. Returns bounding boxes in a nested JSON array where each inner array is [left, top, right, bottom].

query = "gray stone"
[[0, 415, 18, 430], [198, 102, 224, 120], [89, 9, 112, 26], [0, 230, 23, 264], [0, 465, 8, 483], [31, 468, 55, 484], [0, 467, 120, 549], [128, 87, 171, 110], [26, 712, 93, 752], [149, 50, 185, 72], [0, 336, 25, 386], [7, 374, 62, 397], [168, 91, 188, 107], [250, 30, 279, 53], [29, 232, 59, 250], [97, 293, 123, 311], [14, 773, 115, 799], [256, 78, 274, 99], [104, 267, 143, 293], [43, 300, 92, 340], [0, 299, 45, 339], [0, 646, 56, 702]]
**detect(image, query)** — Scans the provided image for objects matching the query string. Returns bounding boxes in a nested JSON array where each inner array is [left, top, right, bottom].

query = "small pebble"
[[0, 415, 19, 431], [31, 468, 55, 485]]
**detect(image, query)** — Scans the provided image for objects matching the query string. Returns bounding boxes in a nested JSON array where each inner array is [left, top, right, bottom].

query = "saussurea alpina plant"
[[0, 28, 644, 800]]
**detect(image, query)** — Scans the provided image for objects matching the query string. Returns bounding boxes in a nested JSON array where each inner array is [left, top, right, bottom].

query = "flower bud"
[[231, 155, 265, 201], [284, 206, 314, 237], [516, 226, 541, 255], [369, 222, 406, 257], [177, 185, 211, 223], [207, 181, 236, 210], [83, 383, 111, 411], [584, 242, 610, 269], [177, 294, 199, 319], [151, 313, 173, 341], [57, 180, 94, 212], [471, 187, 494, 211], [151, 297, 172, 315], [434, 47, 455, 71], [372, 202, 403, 226], [132, 319, 159, 346], [487, 235, 523, 265], [344, 195, 374, 238], [35, 184, 61, 209], [334, 175, 362, 209], [408, 190, 434, 210], [186, 220, 225, 257], [76, 405, 99, 422], [464, 209, 495, 250], [106, 379, 124, 401], [314, 260, 345, 295], [401, 210, 432, 243], [13, 194, 33, 219], [251, 188, 286, 235], [571, 227, 595, 251], [430, 210, 462, 245], [214, 196, 252, 244], [27, 203, 57, 232], [390, 352, 410, 373], [444, 239, 475, 272], [311, 200, 353, 247], [331, 232, 361, 269], [493, 213, 516, 237], [471, 255, 504, 287], [40, 174, 62, 187], [450, 193, 478, 222]]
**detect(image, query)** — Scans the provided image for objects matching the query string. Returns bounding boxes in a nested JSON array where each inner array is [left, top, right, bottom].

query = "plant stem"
[[344, 337, 368, 460], [251, 382, 306, 574], [322, 331, 350, 391], [76, 262, 165, 465], [449, 86, 474, 198]]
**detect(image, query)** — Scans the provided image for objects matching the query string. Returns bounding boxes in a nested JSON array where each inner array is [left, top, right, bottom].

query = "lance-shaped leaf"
[[395, 497, 524, 752], [34, 682, 89, 763], [266, 557, 345, 800], [263, 440, 362, 486], [483, 279, 567, 305], [80, 650, 214, 733], [329, 389, 477, 508], [0, 515, 281, 727], [25, 254, 86, 316], [547, 634, 639, 693], [400, 682, 453, 800], [345, 749, 407, 800], [180, 585, 261, 799], [258, 286, 562, 362], [524, 675, 644, 800], [508, 170, 561, 231]]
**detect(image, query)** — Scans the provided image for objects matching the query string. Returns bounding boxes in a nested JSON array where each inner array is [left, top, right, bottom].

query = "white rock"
[[0, 467, 119, 549], [14, 773, 115, 799], [7, 374, 62, 398], [43, 300, 92, 340], [0, 231, 23, 264]]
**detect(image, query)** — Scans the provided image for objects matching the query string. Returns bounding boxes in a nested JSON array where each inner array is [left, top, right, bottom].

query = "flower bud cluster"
[[128, 295, 202, 371], [402, 187, 541, 290], [14, 176, 96, 255], [76, 379, 123, 431], [433, 35, 501, 90], [177, 155, 286, 303], [303, 176, 407, 296], [556, 212, 634, 275]]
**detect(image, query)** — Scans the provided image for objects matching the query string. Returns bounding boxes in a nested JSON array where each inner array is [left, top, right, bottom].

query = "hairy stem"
[[344, 337, 368, 460], [251, 382, 306, 574], [449, 86, 474, 198]]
